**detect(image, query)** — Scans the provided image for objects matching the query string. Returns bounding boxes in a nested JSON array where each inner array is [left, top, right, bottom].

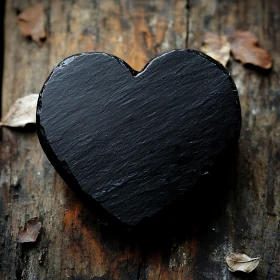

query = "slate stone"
[[37, 50, 241, 226]]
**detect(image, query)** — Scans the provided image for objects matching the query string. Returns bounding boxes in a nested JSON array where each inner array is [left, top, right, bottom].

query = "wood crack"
[[186, 0, 190, 48]]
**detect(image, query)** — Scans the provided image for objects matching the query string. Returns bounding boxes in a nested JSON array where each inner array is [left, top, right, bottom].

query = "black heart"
[[37, 50, 241, 226]]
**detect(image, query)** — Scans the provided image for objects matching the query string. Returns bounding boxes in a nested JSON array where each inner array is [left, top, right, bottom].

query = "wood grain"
[[185, 0, 280, 279], [0, 0, 186, 279], [1, 0, 280, 279]]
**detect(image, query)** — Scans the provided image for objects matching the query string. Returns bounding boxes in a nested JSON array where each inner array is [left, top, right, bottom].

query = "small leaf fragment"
[[17, 4, 47, 46], [0, 94, 38, 128], [200, 32, 231, 67], [17, 217, 42, 243], [228, 30, 272, 69], [226, 253, 260, 273]]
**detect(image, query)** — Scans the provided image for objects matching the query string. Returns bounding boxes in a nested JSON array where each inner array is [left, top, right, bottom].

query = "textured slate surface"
[[37, 49, 241, 225]]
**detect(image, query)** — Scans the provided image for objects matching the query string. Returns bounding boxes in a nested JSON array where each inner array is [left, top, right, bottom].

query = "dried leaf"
[[0, 94, 38, 128], [17, 217, 42, 243], [200, 32, 231, 67], [17, 4, 47, 46], [226, 253, 260, 273], [228, 31, 272, 69]]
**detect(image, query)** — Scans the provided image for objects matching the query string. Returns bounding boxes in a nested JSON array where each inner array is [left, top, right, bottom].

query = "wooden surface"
[[0, 0, 279, 279]]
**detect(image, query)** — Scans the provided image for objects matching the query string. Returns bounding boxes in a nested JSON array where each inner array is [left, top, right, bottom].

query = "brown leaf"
[[228, 31, 272, 69], [0, 94, 38, 128], [226, 253, 260, 273], [17, 217, 42, 243], [200, 32, 231, 67], [17, 4, 47, 46]]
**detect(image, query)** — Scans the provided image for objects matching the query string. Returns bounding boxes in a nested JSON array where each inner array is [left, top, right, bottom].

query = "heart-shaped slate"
[[37, 50, 241, 226]]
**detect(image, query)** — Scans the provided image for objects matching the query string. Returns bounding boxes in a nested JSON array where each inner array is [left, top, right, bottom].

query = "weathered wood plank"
[[186, 0, 280, 279], [0, 0, 186, 279]]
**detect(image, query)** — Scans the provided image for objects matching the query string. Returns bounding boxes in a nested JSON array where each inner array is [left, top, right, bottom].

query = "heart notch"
[[37, 50, 241, 226]]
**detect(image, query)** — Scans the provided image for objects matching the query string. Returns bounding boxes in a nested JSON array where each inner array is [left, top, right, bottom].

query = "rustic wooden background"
[[1, 0, 280, 279]]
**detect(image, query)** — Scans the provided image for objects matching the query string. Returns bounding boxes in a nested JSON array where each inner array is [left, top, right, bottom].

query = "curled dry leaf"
[[200, 32, 231, 67], [17, 4, 47, 46], [228, 31, 272, 69], [0, 94, 38, 128], [17, 217, 42, 243], [226, 253, 260, 273]]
